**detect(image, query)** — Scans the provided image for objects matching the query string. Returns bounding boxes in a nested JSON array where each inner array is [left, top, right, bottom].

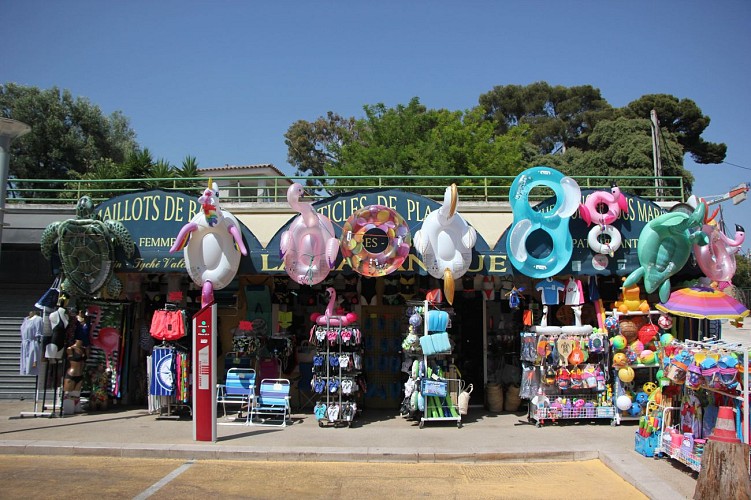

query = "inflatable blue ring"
[[506, 166, 581, 278]]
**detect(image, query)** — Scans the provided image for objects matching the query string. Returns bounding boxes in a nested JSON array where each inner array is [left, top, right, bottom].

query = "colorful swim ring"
[[587, 224, 622, 256], [579, 184, 627, 227], [506, 166, 581, 279], [341, 205, 412, 277]]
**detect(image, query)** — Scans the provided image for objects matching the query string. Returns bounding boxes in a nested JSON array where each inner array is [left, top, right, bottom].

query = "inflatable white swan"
[[413, 184, 477, 304], [170, 181, 247, 307]]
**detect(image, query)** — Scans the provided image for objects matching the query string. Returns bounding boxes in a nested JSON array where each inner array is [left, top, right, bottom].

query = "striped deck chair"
[[216, 368, 255, 421], [249, 378, 291, 426]]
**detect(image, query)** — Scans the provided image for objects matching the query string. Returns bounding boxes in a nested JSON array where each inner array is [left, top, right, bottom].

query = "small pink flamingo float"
[[579, 183, 629, 256], [311, 287, 358, 327]]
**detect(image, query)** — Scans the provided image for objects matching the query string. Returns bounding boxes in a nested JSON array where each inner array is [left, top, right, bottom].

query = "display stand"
[[416, 299, 462, 429], [19, 359, 60, 418], [311, 322, 362, 428], [609, 310, 661, 426], [526, 324, 616, 427], [655, 337, 751, 473]]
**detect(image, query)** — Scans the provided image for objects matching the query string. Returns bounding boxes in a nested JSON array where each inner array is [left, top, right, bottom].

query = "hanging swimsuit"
[[360, 277, 377, 305]]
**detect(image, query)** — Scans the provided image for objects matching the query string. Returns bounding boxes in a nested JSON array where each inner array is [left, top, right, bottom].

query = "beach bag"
[[458, 383, 473, 415], [35, 276, 61, 311]]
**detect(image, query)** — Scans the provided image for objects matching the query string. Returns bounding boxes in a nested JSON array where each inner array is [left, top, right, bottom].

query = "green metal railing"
[[6, 174, 685, 205]]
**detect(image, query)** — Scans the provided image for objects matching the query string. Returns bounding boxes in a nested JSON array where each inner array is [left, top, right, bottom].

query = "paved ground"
[[0, 455, 648, 499], [3, 324, 748, 499], [0, 399, 698, 499]]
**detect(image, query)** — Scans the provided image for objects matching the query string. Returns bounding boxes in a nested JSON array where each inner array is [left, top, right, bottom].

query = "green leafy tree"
[[285, 98, 527, 193], [536, 117, 693, 196], [0, 83, 139, 198], [334, 100, 527, 192], [622, 94, 726, 164], [146, 159, 175, 189], [284, 112, 357, 187], [478, 82, 615, 156]]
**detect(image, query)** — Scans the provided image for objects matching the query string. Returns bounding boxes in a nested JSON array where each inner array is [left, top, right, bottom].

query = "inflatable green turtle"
[[624, 202, 708, 303], [40, 196, 134, 298]]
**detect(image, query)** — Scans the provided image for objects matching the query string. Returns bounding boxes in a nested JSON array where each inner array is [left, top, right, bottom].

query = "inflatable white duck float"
[[170, 180, 247, 307], [280, 183, 340, 286], [413, 183, 477, 304]]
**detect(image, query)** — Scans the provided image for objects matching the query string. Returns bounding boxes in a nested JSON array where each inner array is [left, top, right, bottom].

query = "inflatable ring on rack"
[[578, 184, 628, 227], [587, 224, 622, 256], [341, 204, 412, 277], [507, 166, 581, 279]]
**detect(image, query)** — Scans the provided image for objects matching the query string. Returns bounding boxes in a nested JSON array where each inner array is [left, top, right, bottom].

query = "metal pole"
[[650, 110, 663, 201], [0, 118, 32, 264]]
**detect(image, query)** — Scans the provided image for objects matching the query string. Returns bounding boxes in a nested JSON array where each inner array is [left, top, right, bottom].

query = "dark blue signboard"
[[95, 189, 262, 274]]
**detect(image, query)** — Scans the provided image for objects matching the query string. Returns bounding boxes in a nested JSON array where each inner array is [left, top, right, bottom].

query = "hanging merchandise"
[[310, 294, 363, 428], [169, 180, 247, 307], [579, 184, 628, 256], [279, 183, 340, 286], [340, 204, 412, 277], [412, 183, 477, 305], [623, 202, 707, 303], [506, 166, 581, 279]]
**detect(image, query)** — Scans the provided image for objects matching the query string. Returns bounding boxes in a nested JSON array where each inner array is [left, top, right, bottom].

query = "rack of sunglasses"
[[309, 324, 364, 428]]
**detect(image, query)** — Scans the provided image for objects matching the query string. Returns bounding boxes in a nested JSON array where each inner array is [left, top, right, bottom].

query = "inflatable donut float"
[[506, 166, 581, 278], [341, 204, 411, 277], [587, 224, 623, 257], [579, 184, 628, 256], [579, 183, 628, 226]]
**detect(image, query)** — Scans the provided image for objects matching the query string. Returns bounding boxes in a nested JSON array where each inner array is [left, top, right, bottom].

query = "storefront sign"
[[94, 187, 667, 278], [95, 190, 261, 273], [261, 188, 498, 275]]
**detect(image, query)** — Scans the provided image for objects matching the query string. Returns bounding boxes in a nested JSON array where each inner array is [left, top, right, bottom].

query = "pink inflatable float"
[[694, 223, 745, 282], [280, 184, 340, 286]]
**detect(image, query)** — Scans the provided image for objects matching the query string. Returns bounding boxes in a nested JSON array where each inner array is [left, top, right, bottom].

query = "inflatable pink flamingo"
[[579, 183, 629, 256], [311, 287, 357, 327], [280, 183, 340, 286], [694, 223, 745, 282], [170, 181, 247, 307], [579, 183, 628, 226]]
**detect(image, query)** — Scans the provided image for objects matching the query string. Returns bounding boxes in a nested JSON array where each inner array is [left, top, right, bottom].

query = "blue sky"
[[4, 1, 751, 250]]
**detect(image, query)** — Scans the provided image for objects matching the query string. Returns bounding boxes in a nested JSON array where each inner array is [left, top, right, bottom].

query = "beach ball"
[[658, 314, 673, 330], [616, 395, 633, 411], [618, 366, 635, 383], [611, 335, 627, 350], [659, 333, 674, 346], [630, 340, 644, 355], [639, 349, 656, 365], [604, 316, 619, 333], [613, 352, 628, 368]]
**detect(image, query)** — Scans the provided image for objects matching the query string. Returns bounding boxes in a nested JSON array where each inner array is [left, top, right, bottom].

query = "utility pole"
[[650, 109, 664, 201]]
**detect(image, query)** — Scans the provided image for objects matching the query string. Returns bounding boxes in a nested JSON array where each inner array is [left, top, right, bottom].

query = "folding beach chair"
[[249, 378, 291, 427], [216, 368, 256, 421]]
